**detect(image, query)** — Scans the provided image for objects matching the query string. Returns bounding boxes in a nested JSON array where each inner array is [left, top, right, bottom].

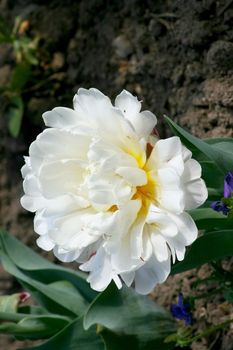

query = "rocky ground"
[[0, 0, 232, 349]]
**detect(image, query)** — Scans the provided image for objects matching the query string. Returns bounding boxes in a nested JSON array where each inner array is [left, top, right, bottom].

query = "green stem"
[[0, 312, 27, 322], [0, 312, 71, 323]]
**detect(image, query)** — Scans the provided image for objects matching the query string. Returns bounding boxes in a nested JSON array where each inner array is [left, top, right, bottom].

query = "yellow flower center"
[[132, 143, 157, 215]]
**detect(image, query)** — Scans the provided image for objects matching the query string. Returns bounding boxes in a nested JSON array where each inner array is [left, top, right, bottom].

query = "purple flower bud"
[[210, 201, 229, 215], [170, 294, 192, 325], [210, 171, 233, 216], [224, 171, 233, 198]]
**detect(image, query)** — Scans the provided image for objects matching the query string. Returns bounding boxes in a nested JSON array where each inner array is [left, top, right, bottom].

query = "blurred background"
[[0, 0, 233, 349]]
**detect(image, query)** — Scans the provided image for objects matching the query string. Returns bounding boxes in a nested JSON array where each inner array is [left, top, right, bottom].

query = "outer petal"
[[43, 107, 80, 130], [182, 158, 208, 210], [115, 90, 157, 139], [134, 255, 171, 295], [183, 178, 208, 210], [73, 88, 136, 146], [157, 168, 185, 214], [146, 136, 183, 171], [80, 247, 122, 292], [165, 212, 198, 261], [53, 246, 81, 262], [38, 160, 85, 199], [115, 90, 141, 118], [48, 209, 115, 251], [36, 234, 55, 251]]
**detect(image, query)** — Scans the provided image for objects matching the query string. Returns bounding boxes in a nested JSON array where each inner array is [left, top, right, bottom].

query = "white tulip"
[[21, 88, 208, 294]]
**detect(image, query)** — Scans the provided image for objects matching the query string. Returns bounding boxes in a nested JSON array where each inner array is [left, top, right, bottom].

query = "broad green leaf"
[[190, 208, 233, 230], [21, 317, 104, 350], [164, 116, 233, 173], [0, 252, 86, 317], [0, 315, 69, 340], [6, 95, 24, 137], [84, 283, 176, 350], [0, 231, 91, 317], [199, 160, 224, 194], [205, 137, 233, 156], [205, 137, 233, 145], [0, 230, 96, 302], [100, 328, 139, 350], [171, 229, 233, 274]]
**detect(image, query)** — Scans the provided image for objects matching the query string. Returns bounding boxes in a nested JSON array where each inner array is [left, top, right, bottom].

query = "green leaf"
[[99, 328, 138, 350], [190, 208, 233, 231], [164, 116, 233, 173], [171, 229, 233, 274], [9, 63, 32, 91], [6, 95, 24, 137], [205, 137, 233, 155], [84, 283, 176, 350], [18, 305, 48, 316], [199, 160, 224, 196], [0, 230, 96, 302], [0, 231, 94, 317], [21, 317, 104, 350], [0, 254, 86, 317], [0, 315, 70, 340]]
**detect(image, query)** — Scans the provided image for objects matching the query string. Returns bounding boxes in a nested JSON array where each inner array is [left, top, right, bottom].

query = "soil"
[[0, 0, 233, 349]]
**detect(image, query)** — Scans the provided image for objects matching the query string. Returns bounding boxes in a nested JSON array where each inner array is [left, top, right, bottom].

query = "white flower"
[[21, 88, 208, 294]]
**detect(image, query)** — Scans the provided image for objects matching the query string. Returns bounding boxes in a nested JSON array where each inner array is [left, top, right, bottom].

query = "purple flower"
[[210, 171, 233, 216], [210, 200, 229, 215], [224, 171, 233, 198], [171, 294, 192, 325]]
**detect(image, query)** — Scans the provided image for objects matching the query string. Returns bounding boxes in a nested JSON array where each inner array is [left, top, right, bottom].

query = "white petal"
[[73, 88, 134, 146], [105, 200, 142, 271], [87, 171, 133, 207], [23, 174, 40, 196], [36, 235, 55, 251], [182, 145, 192, 162], [73, 88, 112, 117], [20, 194, 46, 212], [150, 232, 169, 262], [182, 158, 201, 182], [184, 178, 208, 210], [146, 209, 178, 237], [115, 90, 141, 118], [157, 168, 184, 213], [166, 212, 198, 260], [48, 209, 104, 250], [39, 160, 84, 199], [80, 248, 118, 292], [134, 255, 170, 294], [146, 137, 184, 177], [115, 90, 157, 139], [43, 107, 79, 129], [21, 157, 31, 178], [138, 110, 157, 138], [116, 166, 147, 186], [120, 271, 135, 287], [53, 246, 81, 262], [36, 129, 90, 163]]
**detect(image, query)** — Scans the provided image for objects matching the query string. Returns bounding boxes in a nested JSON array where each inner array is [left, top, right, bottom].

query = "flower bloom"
[[171, 294, 192, 325], [210, 171, 233, 216], [21, 88, 208, 294]]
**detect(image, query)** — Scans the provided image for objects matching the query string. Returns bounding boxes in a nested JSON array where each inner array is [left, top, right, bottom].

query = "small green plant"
[[0, 15, 39, 137]]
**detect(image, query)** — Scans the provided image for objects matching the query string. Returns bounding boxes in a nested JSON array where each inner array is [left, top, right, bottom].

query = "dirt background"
[[0, 0, 233, 349]]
